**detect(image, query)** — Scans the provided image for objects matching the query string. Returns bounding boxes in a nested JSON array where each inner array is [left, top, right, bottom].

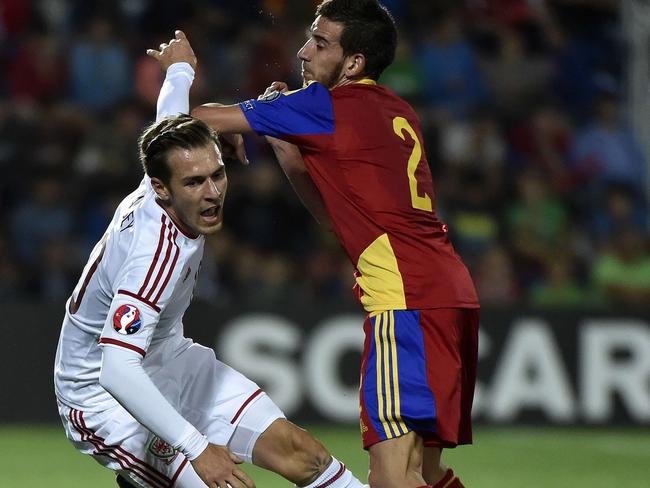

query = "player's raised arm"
[[147, 30, 197, 121]]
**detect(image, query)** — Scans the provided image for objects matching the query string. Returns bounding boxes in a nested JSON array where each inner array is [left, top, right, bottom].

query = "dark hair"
[[138, 114, 220, 185], [316, 0, 397, 80]]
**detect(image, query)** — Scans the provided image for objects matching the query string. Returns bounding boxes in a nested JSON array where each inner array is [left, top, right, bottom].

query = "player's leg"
[[420, 308, 479, 488], [422, 447, 466, 488], [174, 343, 367, 487], [421, 446, 444, 484], [229, 394, 367, 487], [367, 431, 426, 487], [422, 448, 464, 488], [359, 309, 478, 487]]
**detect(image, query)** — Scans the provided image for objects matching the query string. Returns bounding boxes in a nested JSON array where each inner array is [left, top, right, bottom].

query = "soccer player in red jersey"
[[191, 1, 480, 486]]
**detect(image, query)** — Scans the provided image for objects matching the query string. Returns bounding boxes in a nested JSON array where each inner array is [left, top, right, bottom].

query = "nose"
[[297, 39, 311, 61], [206, 178, 221, 199]]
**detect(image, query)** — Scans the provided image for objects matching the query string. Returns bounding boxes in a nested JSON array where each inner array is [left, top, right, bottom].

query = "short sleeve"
[[239, 82, 334, 142]]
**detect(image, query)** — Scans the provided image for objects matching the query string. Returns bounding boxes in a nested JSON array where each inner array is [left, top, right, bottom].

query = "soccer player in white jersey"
[[54, 31, 368, 488]]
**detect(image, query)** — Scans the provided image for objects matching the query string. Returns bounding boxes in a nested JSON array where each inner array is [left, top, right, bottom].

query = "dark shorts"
[[359, 308, 479, 449]]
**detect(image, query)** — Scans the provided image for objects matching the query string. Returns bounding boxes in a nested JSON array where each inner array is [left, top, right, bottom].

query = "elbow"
[[190, 105, 208, 121]]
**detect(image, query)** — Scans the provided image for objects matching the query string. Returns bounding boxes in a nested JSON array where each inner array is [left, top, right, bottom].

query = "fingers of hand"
[[271, 81, 288, 92], [146, 49, 161, 60], [234, 467, 255, 487], [175, 30, 187, 40]]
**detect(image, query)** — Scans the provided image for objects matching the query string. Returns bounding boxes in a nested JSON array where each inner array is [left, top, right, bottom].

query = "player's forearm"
[[99, 346, 208, 460], [268, 140, 332, 229], [157, 62, 195, 122], [191, 103, 254, 134]]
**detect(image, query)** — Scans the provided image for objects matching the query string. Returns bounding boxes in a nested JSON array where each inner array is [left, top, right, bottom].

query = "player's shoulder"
[[112, 184, 170, 251], [282, 80, 328, 96]]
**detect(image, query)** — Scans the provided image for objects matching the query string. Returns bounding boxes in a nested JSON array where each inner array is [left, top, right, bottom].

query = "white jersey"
[[54, 175, 205, 411]]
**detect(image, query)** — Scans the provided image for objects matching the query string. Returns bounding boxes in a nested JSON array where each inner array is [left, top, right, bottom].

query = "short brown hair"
[[316, 0, 397, 80], [138, 115, 220, 184]]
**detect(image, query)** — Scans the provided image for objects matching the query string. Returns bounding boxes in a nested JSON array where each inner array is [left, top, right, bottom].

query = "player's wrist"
[[175, 425, 209, 461], [166, 62, 195, 79]]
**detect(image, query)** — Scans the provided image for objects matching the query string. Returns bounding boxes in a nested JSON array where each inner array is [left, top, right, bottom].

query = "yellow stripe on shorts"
[[388, 311, 408, 435], [374, 313, 392, 438], [381, 312, 400, 437]]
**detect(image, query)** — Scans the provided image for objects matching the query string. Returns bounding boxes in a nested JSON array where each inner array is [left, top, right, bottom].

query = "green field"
[[2, 425, 649, 487]]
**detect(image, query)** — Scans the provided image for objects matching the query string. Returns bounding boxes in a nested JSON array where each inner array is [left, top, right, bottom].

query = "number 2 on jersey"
[[392, 116, 432, 212]]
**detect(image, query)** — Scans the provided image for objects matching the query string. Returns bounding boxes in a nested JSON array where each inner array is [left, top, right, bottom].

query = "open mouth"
[[200, 205, 221, 221]]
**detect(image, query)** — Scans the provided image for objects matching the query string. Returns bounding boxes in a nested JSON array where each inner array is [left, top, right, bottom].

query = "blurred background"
[[1, 0, 649, 486]]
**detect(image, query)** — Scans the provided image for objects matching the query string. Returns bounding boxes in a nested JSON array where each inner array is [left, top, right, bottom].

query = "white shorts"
[[57, 343, 285, 487]]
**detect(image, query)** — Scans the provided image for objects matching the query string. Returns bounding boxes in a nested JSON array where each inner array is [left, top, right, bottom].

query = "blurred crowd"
[[0, 0, 648, 309]]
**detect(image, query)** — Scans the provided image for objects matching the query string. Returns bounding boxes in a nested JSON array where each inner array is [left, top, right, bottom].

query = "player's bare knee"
[[287, 425, 332, 485]]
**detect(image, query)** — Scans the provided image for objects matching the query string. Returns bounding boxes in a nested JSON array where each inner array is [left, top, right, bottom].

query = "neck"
[[155, 198, 199, 239]]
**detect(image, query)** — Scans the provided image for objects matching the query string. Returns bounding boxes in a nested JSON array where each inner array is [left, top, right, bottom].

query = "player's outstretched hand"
[[191, 443, 255, 488], [147, 30, 197, 72]]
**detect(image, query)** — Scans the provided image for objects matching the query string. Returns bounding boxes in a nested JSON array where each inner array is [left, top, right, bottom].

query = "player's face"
[[298, 16, 347, 89], [164, 144, 227, 236]]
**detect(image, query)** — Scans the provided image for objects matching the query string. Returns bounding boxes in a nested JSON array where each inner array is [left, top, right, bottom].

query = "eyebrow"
[[313, 33, 329, 44], [181, 175, 205, 184], [307, 27, 330, 44]]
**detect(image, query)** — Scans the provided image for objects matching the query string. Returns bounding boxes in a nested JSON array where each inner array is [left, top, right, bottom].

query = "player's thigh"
[[419, 307, 479, 448], [58, 401, 190, 488], [368, 431, 426, 488], [360, 310, 437, 448], [360, 308, 478, 449], [155, 343, 266, 448]]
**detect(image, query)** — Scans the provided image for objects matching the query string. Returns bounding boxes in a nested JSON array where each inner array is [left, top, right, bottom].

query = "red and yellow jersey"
[[240, 80, 478, 311]]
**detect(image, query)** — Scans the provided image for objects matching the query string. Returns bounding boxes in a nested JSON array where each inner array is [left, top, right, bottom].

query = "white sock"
[[297, 457, 367, 488]]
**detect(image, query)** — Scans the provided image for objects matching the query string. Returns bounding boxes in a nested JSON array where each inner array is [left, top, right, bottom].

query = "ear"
[[345, 53, 367, 78], [150, 177, 171, 201]]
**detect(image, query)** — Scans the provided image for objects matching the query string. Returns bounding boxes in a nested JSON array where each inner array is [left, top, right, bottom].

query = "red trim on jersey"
[[230, 388, 263, 424], [156, 199, 199, 239], [99, 338, 146, 358], [69, 237, 107, 314], [117, 289, 161, 312], [316, 461, 346, 488], [152, 229, 180, 305], [139, 215, 167, 297], [69, 409, 171, 488], [145, 222, 174, 301], [169, 457, 189, 487]]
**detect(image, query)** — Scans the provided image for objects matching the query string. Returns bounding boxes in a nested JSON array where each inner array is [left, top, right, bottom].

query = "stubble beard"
[[323, 59, 346, 89]]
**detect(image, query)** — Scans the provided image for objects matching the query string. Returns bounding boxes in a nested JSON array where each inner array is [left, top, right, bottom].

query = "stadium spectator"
[[69, 17, 131, 111], [505, 168, 568, 290], [571, 86, 646, 209], [592, 227, 650, 306], [416, 9, 490, 122], [474, 245, 520, 305], [530, 253, 593, 308]]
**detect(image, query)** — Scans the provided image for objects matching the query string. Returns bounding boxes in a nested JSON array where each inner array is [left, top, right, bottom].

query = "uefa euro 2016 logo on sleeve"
[[113, 304, 142, 335]]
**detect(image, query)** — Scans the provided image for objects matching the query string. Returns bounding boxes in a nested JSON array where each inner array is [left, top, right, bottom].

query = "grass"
[[2, 424, 649, 487]]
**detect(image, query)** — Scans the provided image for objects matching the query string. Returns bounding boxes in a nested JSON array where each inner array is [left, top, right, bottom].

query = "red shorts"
[[359, 308, 479, 449]]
